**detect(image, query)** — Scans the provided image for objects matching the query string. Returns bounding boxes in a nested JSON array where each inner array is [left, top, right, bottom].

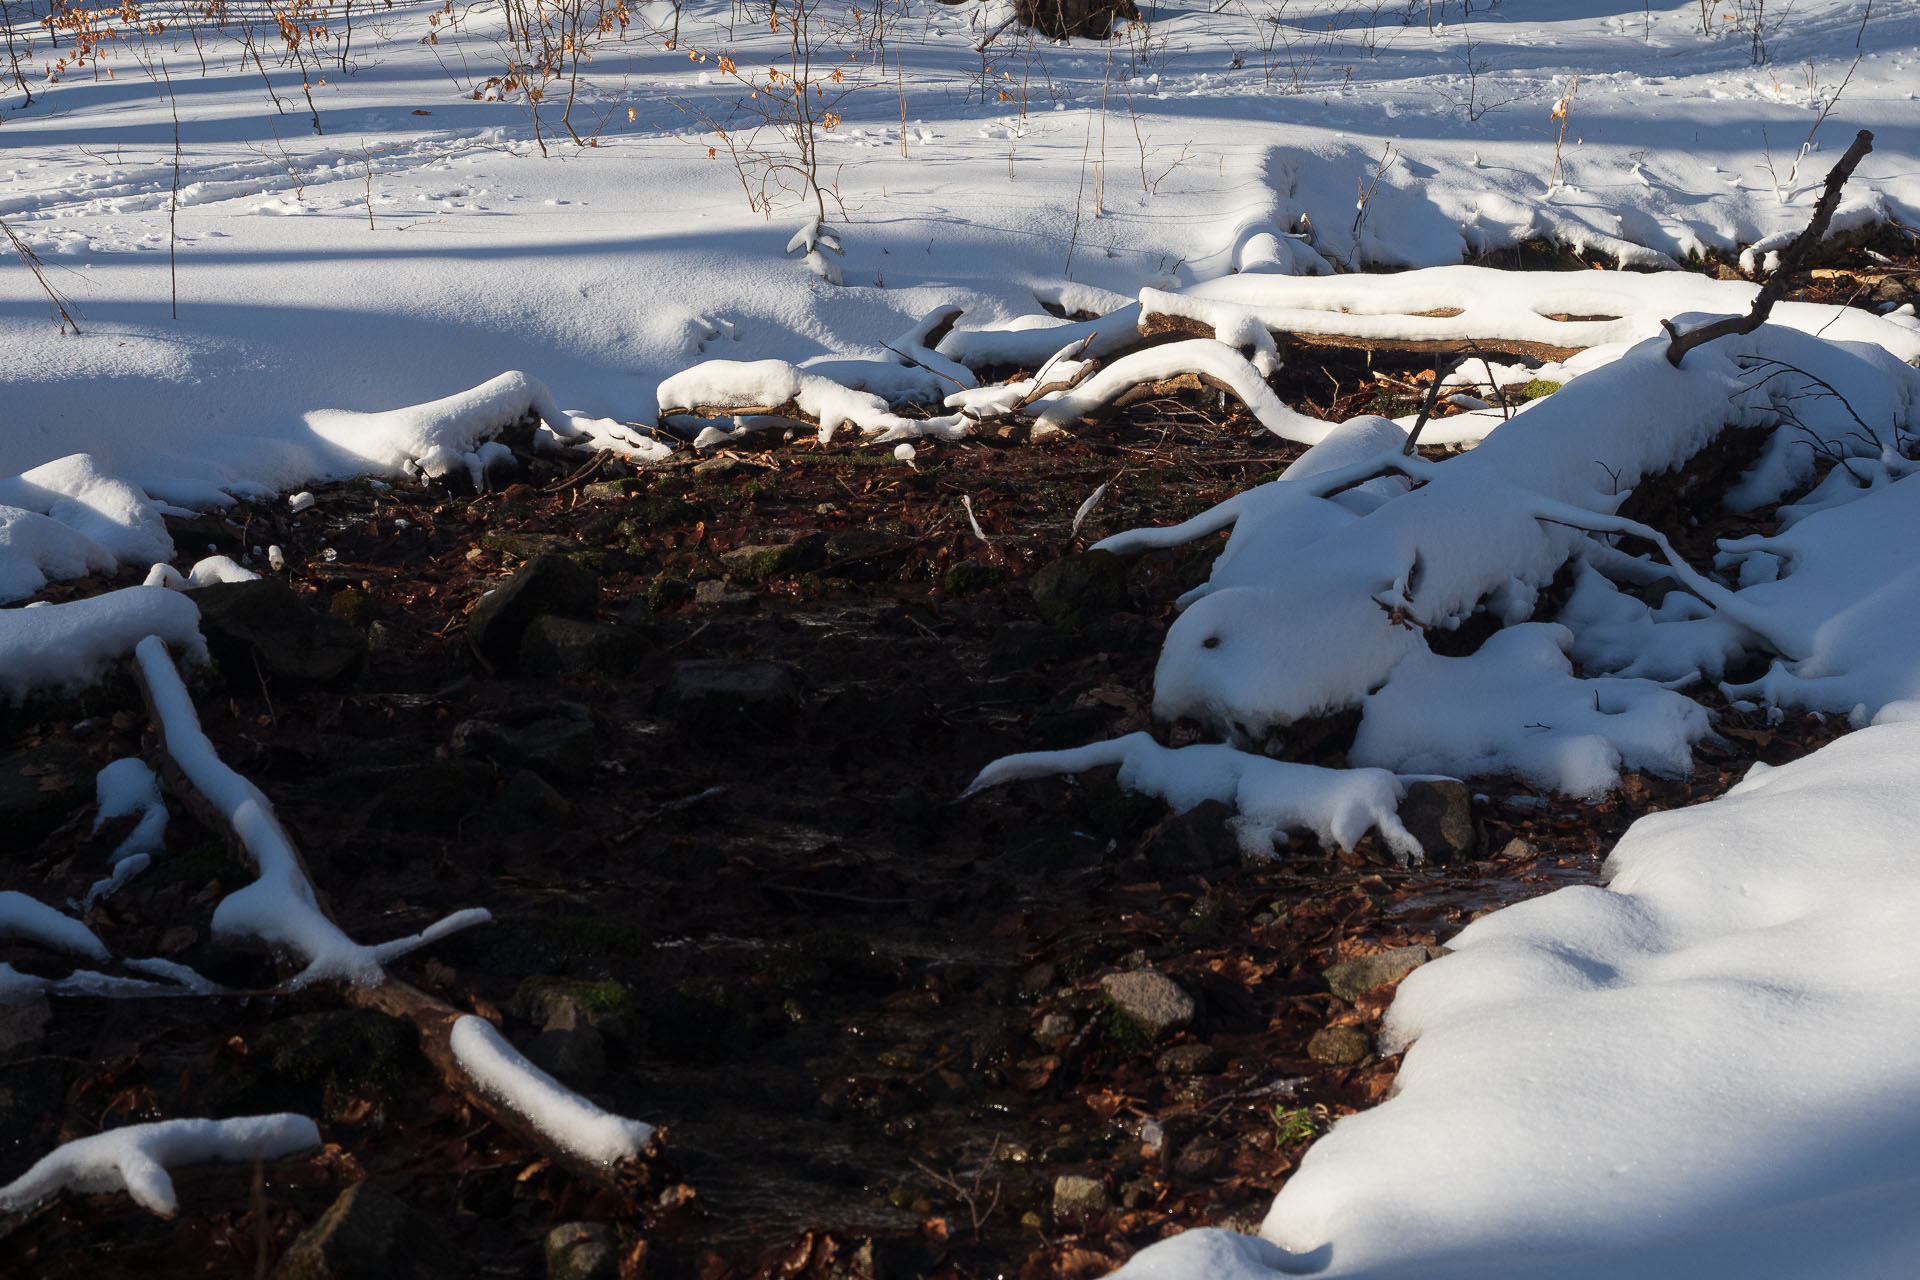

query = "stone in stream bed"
[[1052, 1174, 1111, 1223], [1322, 944, 1451, 1002], [1099, 969, 1196, 1045], [546, 1222, 617, 1280], [1306, 1025, 1372, 1067]]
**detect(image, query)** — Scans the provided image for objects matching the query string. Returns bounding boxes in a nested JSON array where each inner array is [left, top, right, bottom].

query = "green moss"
[[1520, 379, 1563, 400]]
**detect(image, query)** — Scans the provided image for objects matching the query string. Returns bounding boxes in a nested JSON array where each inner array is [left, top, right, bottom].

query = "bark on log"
[[1138, 311, 1584, 363]]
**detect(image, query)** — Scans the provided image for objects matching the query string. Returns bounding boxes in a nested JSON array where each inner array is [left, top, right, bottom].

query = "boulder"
[[187, 578, 366, 688], [1398, 778, 1475, 863], [519, 616, 654, 677], [466, 555, 599, 669]]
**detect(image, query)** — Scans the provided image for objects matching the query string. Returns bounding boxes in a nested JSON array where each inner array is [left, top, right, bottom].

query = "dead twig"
[[1664, 129, 1874, 367]]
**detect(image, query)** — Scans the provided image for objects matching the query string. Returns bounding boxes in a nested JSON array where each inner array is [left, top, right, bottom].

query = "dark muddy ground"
[[0, 232, 1910, 1279]]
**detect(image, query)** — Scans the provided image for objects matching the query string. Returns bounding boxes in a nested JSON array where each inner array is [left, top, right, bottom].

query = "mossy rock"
[[1520, 379, 1563, 400], [941, 559, 1006, 596]]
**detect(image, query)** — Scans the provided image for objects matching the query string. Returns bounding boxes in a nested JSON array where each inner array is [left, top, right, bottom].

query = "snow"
[[0, 1115, 320, 1217], [449, 1015, 657, 1167], [81, 758, 170, 909], [0, 890, 112, 963], [0, 586, 207, 705], [5, 0, 1920, 1268], [1114, 716, 1920, 1280], [966, 731, 1420, 863]]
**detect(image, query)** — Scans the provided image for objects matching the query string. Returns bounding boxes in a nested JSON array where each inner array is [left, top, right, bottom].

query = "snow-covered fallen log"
[[1114, 711, 1920, 1280], [1137, 265, 1920, 367], [0, 1115, 319, 1217], [450, 1015, 656, 1168]]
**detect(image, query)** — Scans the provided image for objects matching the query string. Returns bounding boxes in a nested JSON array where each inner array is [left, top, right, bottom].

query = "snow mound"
[[1349, 623, 1711, 798], [0, 586, 207, 705], [1123, 717, 1920, 1279]]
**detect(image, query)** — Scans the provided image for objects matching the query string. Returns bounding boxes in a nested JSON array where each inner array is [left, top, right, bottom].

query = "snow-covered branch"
[[0, 1115, 320, 1217]]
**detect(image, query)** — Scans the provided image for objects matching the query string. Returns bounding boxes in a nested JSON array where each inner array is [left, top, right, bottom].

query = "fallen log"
[[1138, 310, 1584, 364]]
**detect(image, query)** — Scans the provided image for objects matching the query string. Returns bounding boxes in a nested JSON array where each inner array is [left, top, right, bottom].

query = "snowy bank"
[[1116, 712, 1920, 1279]]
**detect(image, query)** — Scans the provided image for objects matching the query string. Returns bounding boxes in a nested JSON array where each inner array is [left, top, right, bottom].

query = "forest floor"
[[0, 237, 1913, 1280]]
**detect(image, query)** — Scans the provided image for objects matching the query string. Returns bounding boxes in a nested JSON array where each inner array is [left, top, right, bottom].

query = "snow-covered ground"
[[7, 0, 1920, 1271]]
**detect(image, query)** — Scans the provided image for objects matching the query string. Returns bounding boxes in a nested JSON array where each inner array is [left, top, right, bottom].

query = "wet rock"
[[1142, 799, 1241, 875], [824, 1238, 878, 1280], [581, 477, 647, 503], [452, 702, 596, 785], [163, 511, 242, 558], [545, 1222, 617, 1280], [670, 660, 801, 741], [273, 1182, 465, 1280], [1323, 945, 1450, 1002], [1306, 1025, 1372, 1067], [1051, 1174, 1110, 1223], [188, 578, 367, 688], [1154, 1042, 1224, 1078], [466, 554, 599, 670], [367, 759, 496, 833], [519, 615, 654, 677], [1029, 550, 1130, 629], [0, 740, 97, 853], [1032, 1012, 1077, 1052], [1399, 778, 1474, 863], [1099, 969, 1196, 1044], [646, 577, 696, 612]]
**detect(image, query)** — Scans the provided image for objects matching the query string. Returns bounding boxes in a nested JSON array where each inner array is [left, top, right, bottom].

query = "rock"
[[940, 559, 1005, 596], [367, 760, 496, 833], [1154, 1042, 1224, 1078], [0, 740, 97, 854], [480, 530, 580, 562], [720, 535, 821, 584], [1029, 550, 1130, 629], [519, 615, 654, 677], [1142, 799, 1241, 875], [466, 555, 599, 670], [545, 1222, 617, 1280], [1306, 1025, 1372, 1067], [1497, 836, 1538, 860], [500, 768, 574, 824], [529, 1025, 607, 1088], [693, 578, 756, 608], [646, 577, 696, 612], [187, 578, 367, 688], [1398, 778, 1474, 863], [273, 1182, 465, 1280], [1051, 1174, 1110, 1222], [0, 997, 52, 1058], [670, 660, 801, 741], [452, 702, 597, 785], [1099, 969, 1196, 1044], [1173, 1135, 1226, 1179], [581, 477, 647, 503], [243, 1009, 419, 1120], [1033, 1012, 1077, 1051], [513, 977, 637, 1043], [1323, 945, 1450, 1002]]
